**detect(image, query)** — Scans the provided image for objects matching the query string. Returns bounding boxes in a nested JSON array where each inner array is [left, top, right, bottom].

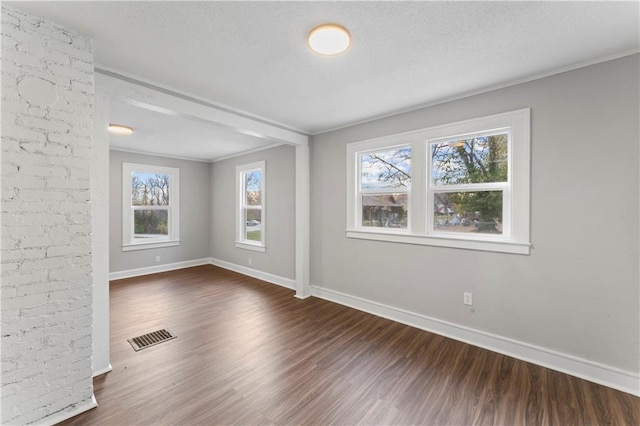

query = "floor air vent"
[[128, 329, 176, 351]]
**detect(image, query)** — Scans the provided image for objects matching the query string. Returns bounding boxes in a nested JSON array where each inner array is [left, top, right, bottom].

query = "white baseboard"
[[109, 258, 212, 281], [36, 394, 97, 426], [109, 257, 296, 290], [208, 257, 296, 290], [311, 285, 640, 397], [93, 363, 113, 378]]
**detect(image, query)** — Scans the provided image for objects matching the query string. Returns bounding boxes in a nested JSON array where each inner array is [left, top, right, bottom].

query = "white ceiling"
[[108, 99, 281, 161], [9, 1, 640, 161]]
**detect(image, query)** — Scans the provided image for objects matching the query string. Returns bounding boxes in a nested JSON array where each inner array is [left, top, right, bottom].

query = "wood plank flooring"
[[62, 265, 640, 425]]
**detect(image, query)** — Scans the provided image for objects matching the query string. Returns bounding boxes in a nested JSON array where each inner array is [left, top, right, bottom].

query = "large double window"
[[347, 109, 530, 254], [122, 162, 180, 251]]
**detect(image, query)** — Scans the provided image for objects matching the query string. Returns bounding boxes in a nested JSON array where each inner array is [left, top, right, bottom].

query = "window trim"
[[346, 108, 530, 255], [122, 162, 180, 252], [235, 161, 266, 252]]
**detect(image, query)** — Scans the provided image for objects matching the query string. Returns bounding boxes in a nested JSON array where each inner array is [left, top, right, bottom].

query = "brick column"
[[1, 6, 95, 424]]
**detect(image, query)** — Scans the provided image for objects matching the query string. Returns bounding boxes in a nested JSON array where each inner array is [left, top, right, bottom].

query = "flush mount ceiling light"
[[307, 24, 351, 56], [108, 124, 134, 135]]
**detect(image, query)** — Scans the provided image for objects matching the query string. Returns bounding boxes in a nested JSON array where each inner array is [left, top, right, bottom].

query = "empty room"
[[1, 1, 639, 425]]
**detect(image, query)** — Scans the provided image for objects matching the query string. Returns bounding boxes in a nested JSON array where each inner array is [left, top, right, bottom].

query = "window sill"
[[346, 230, 530, 255], [235, 241, 266, 253], [122, 239, 180, 252]]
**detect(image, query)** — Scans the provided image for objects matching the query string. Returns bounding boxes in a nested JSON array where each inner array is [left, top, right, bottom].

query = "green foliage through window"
[[134, 210, 168, 236], [431, 134, 507, 186], [131, 172, 171, 238], [432, 134, 508, 228]]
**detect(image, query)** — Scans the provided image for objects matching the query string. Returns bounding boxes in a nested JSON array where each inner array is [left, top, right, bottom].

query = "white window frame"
[[122, 162, 180, 251], [236, 161, 266, 252], [346, 108, 530, 255]]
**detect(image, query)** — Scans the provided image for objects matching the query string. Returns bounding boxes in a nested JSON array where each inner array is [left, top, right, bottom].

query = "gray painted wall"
[[310, 54, 639, 373], [109, 150, 211, 273], [210, 145, 296, 280]]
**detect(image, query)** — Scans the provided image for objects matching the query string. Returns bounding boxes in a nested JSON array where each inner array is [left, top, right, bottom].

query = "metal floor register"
[[128, 329, 176, 351]]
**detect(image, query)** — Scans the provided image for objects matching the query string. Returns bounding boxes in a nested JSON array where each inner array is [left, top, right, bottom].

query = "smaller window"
[[122, 163, 180, 251], [236, 161, 266, 252]]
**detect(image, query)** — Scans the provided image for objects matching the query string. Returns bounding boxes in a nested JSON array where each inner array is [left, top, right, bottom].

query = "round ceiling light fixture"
[[108, 124, 134, 135], [307, 24, 351, 56]]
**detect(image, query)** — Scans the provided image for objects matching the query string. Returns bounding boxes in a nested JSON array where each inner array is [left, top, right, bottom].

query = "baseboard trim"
[[93, 363, 113, 378], [36, 394, 97, 426], [109, 258, 212, 281], [109, 257, 295, 289], [208, 257, 296, 290], [311, 285, 640, 397]]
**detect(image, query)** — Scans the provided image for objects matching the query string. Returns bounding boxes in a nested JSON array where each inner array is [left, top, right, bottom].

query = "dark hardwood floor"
[[62, 265, 640, 425]]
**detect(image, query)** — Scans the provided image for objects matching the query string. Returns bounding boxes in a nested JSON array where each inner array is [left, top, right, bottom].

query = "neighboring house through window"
[[236, 161, 266, 252], [360, 146, 411, 230], [122, 162, 180, 251], [346, 108, 530, 254]]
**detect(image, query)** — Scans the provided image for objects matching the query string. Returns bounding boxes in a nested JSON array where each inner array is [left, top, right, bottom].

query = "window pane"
[[433, 191, 503, 234], [245, 209, 262, 241], [362, 193, 407, 228], [132, 172, 170, 206], [361, 147, 411, 190], [134, 210, 169, 238], [431, 134, 507, 186], [245, 170, 262, 206]]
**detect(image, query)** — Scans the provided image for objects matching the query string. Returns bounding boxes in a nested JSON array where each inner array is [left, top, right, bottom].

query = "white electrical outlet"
[[155, 256, 161, 263], [248, 258, 252, 266], [463, 292, 473, 306]]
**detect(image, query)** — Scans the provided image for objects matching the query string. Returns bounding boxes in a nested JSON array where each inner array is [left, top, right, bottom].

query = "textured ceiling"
[[8, 1, 640, 159]]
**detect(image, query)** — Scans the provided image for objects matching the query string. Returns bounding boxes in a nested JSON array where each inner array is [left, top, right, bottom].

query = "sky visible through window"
[[131, 172, 170, 206], [245, 170, 262, 192], [360, 147, 411, 191]]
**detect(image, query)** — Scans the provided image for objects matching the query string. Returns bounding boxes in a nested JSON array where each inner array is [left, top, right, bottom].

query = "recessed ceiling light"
[[307, 24, 351, 56], [108, 124, 134, 135]]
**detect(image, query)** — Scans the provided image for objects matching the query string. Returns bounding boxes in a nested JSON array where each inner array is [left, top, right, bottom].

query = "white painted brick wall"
[[1, 6, 95, 425]]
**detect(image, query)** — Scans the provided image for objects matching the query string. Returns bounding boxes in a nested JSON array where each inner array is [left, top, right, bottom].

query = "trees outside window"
[[236, 161, 266, 252], [430, 133, 508, 234], [122, 163, 180, 251], [346, 108, 530, 254], [131, 172, 170, 236], [359, 147, 410, 229]]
